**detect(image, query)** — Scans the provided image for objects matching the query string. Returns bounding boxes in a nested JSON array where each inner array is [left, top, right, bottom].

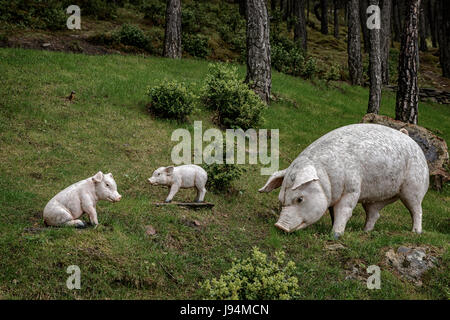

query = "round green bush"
[[113, 24, 149, 49], [201, 247, 300, 300], [147, 80, 195, 121], [202, 64, 266, 130]]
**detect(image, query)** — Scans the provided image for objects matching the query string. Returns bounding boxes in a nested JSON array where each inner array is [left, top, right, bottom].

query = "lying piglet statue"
[[148, 165, 207, 203], [43, 171, 122, 228], [259, 123, 429, 238]]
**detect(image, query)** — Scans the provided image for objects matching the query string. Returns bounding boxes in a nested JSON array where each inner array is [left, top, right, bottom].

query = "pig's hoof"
[[164, 199, 172, 203], [333, 232, 342, 240], [74, 221, 86, 229]]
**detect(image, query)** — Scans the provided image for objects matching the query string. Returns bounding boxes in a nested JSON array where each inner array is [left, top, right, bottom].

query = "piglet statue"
[[148, 165, 207, 203], [43, 171, 122, 228], [259, 124, 429, 238]]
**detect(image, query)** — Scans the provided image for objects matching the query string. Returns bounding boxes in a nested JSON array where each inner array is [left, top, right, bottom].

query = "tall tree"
[[333, 0, 339, 38], [367, 0, 382, 114], [359, 0, 370, 52], [381, 0, 392, 84], [294, 0, 307, 51], [396, 0, 421, 124], [314, 0, 329, 34], [163, 0, 182, 58], [436, 0, 450, 77], [419, 0, 428, 51], [347, 0, 363, 85], [392, 0, 401, 42], [246, 0, 272, 104], [427, 0, 437, 48]]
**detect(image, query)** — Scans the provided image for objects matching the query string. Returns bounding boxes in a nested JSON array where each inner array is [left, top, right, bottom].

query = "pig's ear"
[[291, 166, 319, 190], [107, 172, 113, 178], [258, 169, 286, 193], [92, 171, 104, 183], [165, 166, 174, 175]]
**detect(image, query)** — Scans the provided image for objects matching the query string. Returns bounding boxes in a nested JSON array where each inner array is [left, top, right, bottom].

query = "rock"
[[362, 113, 450, 190], [145, 225, 157, 236], [42, 43, 51, 48], [385, 246, 437, 286], [325, 243, 345, 250]]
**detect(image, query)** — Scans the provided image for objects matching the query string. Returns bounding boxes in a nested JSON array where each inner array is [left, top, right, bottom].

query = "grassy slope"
[[0, 48, 448, 299]]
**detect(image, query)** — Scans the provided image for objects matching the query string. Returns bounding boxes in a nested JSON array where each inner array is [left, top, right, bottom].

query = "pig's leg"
[[194, 180, 206, 202], [84, 206, 99, 227], [329, 207, 334, 225], [46, 206, 85, 228], [362, 197, 398, 232], [400, 196, 423, 234], [332, 192, 359, 238], [165, 184, 180, 203]]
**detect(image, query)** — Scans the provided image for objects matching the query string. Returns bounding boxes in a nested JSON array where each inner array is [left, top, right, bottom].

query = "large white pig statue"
[[259, 124, 429, 238], [43, 171, 122, 228]]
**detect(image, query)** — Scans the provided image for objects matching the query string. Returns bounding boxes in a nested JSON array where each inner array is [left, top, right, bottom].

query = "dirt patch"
[[3, 32, 122, 56]]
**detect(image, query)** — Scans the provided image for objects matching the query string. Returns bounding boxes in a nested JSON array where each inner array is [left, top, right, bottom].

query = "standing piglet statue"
[[43, 171, 122, 228], [259, 124, 429, 238], [148, 165, 207, 203]]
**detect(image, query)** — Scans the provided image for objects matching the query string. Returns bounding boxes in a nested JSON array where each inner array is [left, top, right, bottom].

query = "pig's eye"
[[157, 173, 160, 176], [106, 183, 110, 187], [297, 197, 303, 203]]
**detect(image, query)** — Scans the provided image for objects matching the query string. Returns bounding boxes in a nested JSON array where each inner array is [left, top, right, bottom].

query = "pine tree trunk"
[[437, 0, 450, 77], [246, 0, 272, 104], [333, 0, 339, 38], [396, 0, 421, 124], [367, 0, 382, 114], [294, 0, 308, 51], [393, 0, 401, 42], [163, 0, 182, 58], [321, 0, 329, 34], [381, 0, 392, 84], [347, 0, 363, 85], [428, 0, 437, 47], [359, 0, 370, 52], [419, 0, 428, 51]]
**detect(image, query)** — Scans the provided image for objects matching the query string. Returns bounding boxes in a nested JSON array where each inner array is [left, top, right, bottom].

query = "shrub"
[[324, 63, 341, 82], [113, 24, 149, 49], [182, 34, 209, 58], [203, 136, 244, 192], [202, 64, 266, 130], [302, 56, 318, 79], [147, 80, 195, 121], [201, 247, 300, 300]]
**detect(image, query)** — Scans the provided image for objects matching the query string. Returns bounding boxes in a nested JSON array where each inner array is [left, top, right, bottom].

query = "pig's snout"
[[116, 194, 122, 202], [148, 178, 157, 185], [275, 208, 306, 233]]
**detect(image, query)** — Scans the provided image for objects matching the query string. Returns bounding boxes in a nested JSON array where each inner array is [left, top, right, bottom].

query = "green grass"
[[0, 48, 449, 299]]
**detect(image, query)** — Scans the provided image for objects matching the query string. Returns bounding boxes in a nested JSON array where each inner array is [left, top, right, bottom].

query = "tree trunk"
[[347, 0, 363, 86], [163, 0, 182, 58], [396, 0, 421, 124], [367, 0, 382, 114], [392, 0, 401, 42], [246, 0, 272, 104], [381, 0, 392, 84], [333, 0, 339, 38], [294, 0, 308, 51], [321, 0, 329, 34], [314, 0, 329, 34], [359, 0, 370, 52], [428, 0, 437, 47], [419, 0, 428, 51], [437, 0, 450, 77]]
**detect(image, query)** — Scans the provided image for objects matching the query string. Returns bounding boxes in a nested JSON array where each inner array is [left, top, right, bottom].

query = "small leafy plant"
[[113, 24, 149, 49], [147, 80, 195, 121], [201, 247, 300, 300], [201, 64, 266, 130]]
